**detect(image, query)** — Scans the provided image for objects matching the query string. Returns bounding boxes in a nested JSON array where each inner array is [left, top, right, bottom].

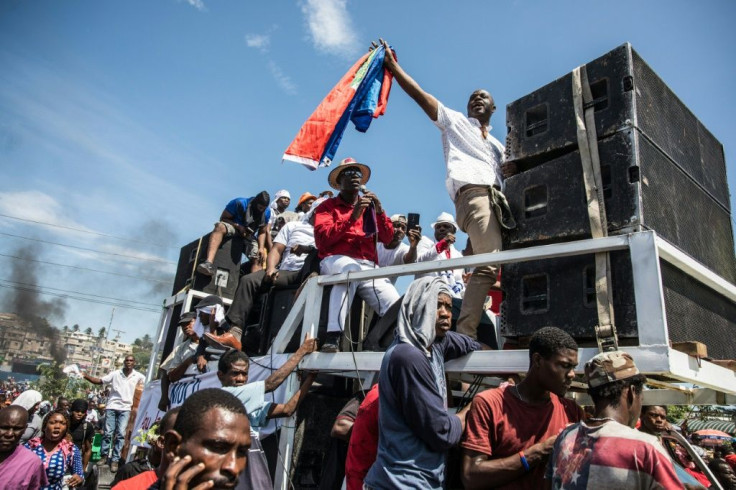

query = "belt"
[[455, 184, 492, 201]]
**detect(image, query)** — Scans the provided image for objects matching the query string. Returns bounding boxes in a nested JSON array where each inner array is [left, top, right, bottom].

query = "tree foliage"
[[132, 334, 154, 368], [34, 363, 87, 401]]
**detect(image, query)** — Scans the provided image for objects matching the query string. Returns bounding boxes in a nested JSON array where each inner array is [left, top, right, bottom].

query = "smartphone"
[[407, 213, 420, 231]]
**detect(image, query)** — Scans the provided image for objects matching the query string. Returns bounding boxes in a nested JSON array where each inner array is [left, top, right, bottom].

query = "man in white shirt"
[[157, 311, 200, 411], [380, 39, 515, 340], [82, 355, 145, 472], [377, 214, 421, 276], [415, 212, 466, 298], [225, 205, 319, 344]]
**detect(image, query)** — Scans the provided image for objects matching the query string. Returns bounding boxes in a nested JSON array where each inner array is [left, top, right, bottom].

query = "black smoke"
[[1, 244, 67, 363], [127, 219, 178, 297]]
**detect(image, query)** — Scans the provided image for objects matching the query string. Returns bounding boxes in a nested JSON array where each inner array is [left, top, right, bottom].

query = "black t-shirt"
[[69, 420, 94, 450]]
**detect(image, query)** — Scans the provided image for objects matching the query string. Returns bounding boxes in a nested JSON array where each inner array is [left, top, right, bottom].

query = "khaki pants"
[[455, 186, 502, 339]]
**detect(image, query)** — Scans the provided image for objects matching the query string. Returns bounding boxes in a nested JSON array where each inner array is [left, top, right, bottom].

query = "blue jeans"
[[101, 409, 130, 463]]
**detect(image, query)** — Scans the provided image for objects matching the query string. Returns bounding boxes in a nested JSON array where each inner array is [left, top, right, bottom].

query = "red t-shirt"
[[345, 384, 380, 490], [313, 196, 393, 263], [111, 470, 158, 490], [461, 385, 582, 490]]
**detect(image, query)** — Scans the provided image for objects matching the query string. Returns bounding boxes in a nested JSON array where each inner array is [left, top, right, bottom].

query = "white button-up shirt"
[[100, 369, 145, 411], [434, 101, 505, 200]]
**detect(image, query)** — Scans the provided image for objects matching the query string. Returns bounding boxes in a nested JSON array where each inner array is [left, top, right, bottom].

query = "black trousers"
[[225, 269, 302, 329]]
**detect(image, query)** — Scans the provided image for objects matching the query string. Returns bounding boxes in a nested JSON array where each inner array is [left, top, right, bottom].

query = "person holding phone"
[[377, 214, 422, 273], [414, 212, 466, 298]]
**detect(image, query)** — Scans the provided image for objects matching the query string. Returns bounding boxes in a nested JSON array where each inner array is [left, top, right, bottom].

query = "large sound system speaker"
[[505, 43, 729, 212], [503, 128, 736, 282], [501, 251, 736, 360], [171, 233, 244, 300], [501, 42, 735, 355]]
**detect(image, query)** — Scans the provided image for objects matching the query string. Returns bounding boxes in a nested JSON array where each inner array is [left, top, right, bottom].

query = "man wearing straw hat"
[[313, 157, 400, 352]]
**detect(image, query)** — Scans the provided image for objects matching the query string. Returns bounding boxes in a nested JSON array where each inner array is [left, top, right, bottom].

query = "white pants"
[[320, 255, 400, 333]]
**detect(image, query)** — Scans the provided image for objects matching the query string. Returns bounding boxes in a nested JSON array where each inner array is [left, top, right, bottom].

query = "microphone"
[[359, 185, 368, 194]]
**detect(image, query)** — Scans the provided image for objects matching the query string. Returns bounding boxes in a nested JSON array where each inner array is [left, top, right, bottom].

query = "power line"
[[0, 213, 177, 250], [1, 279, 162, 308], [0, 252, 172, 284], [0, 231, 176, 265], [0, 282, 161, 313]]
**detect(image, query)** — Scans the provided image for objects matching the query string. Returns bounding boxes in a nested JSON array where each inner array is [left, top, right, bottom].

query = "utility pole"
[[93, 308, 115, 377]]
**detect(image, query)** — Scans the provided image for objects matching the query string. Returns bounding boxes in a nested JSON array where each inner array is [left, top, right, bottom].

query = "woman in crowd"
[[24, 408, 85, 489], [10, 388, 43, 443]]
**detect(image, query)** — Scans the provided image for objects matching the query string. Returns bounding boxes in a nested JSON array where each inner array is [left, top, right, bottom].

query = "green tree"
[[98, 327, 106, 338], [84, 327, 93, 335], [131, 335, 154, 368], [72, 324, 80, 332], [34, 363, 87, 401]]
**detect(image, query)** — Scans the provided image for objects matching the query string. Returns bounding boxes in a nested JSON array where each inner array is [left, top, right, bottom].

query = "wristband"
[[519, 451, 530, 472]]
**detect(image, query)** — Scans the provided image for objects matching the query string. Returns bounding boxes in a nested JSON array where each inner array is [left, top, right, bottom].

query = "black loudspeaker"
[[505, 43, 730, 212], [291, 393, 348, 489], [504, 128, 736, 283], [160, 303, 184, 365], [171, 234, 244, 300], [501, 251, 736, 359]]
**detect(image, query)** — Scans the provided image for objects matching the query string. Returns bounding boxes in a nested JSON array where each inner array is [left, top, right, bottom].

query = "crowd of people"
[[0, 388, 110, 489], [4, 293, 735, 489]]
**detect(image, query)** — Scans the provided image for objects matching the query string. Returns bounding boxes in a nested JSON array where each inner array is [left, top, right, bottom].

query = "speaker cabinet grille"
[[504, 129, 736, 283], [171, 234, 244, 300], [501, 252, 736, 359], [505, 43, 730, 212]]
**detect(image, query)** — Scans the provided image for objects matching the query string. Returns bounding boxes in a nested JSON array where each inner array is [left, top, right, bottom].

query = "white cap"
[[274, 189, 291, 200], [430, 212, 458, 231]]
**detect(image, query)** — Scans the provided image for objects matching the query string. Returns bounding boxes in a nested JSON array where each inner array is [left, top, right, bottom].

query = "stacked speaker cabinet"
[[171, 233, 244, 300], [501, 43, 736, 353]]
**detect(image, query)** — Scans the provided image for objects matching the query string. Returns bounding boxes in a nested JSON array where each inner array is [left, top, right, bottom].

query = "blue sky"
[[1, 0, 734, 344]]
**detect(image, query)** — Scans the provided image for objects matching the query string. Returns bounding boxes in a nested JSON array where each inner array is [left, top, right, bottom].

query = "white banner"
[[131, 354, 290, 447]]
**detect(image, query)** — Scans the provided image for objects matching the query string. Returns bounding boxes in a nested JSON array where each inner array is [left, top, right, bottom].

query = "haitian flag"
[[283, 45, 393, 170]]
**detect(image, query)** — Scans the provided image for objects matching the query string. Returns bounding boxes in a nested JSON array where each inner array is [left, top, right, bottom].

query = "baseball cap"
[[585, 351, 640, 388]]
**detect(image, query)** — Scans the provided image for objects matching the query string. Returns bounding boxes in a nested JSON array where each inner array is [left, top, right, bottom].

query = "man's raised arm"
[[380, 38, 439, 121], [82, 372, 103, 385], [263, 334, 318, 393]]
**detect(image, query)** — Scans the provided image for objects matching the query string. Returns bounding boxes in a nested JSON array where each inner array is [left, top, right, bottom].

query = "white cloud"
[[180, 0, 207, 11], [300, 0, 359, 57], [245, 33, 270, 52], [0, 190, 95, 237], [267, 61, 298, 95]]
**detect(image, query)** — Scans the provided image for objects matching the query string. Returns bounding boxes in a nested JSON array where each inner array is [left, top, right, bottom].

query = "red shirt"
[[111, 469, 157, 490], [462, 385, 582, 490], [345, 384, 380, 490], [314, 195, 393, 263]]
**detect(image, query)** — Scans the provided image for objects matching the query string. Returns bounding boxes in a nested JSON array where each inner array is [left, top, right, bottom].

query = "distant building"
[[0, 313, 54, 364], [0, 313, 132, 377], [60, 330, 133, 377]]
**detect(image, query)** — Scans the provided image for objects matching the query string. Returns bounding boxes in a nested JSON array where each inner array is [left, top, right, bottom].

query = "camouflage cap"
[[585, 350, 640, 388]]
